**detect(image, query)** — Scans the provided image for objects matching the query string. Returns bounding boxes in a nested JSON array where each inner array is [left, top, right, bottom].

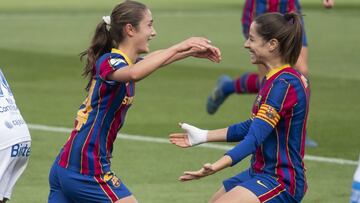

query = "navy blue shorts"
[[48, 162, 132, 203], [223, 169, 297, 203]]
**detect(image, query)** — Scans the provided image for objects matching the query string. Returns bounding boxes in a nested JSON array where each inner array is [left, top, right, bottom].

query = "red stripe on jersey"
[[275, 130, 286, 188], [106, 104, 127, 161], [59, 128, 78, 168], [287, 0, 296, 12], [242, 0, 256, 28], [284, 107, 296, 195], [93, 134, 102, 175], [94, 176, 119, 202], [80, 82, 106, 174], [253, 146, 265, 173], [268, 0, 280, 12], [259, 184, 286, 202]]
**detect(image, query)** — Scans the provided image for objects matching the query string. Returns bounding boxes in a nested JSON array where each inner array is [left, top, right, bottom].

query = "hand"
[[323, 0, 334, 8], [169, 123, 208, 147], [174, 37, 212, 53], [179, 163, 215, 181], [190, 45, 221, 63]]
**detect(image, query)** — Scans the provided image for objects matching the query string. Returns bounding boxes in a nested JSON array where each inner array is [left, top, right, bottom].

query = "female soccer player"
[[170, 12, 309, 203], [47, 1, 221, 202], [207, 0, 334, 148], [206, 0, 334, 113]]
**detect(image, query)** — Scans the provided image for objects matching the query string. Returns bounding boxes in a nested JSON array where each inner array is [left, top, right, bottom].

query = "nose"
[[244, 38, 250, 49], [151, 28, 157, 38]]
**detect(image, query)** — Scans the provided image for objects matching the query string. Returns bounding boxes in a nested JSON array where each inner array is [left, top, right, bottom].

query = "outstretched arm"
[[169, 123, 228, 148], [179, 156, 232, 181], [169, 119, 252, 148], [108, 37, 221, 82]]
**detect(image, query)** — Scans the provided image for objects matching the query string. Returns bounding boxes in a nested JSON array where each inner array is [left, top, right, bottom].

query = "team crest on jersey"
[[111, 175, 121, 187], [109, 58, 126, 67], [265, 106, 276, 119], [103, 172, 121, 187]]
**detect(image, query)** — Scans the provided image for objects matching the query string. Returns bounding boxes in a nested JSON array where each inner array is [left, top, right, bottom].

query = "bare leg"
[[115, 195, 138, 203], [209, 186, 227, 203], [213, 186, 260, 203]]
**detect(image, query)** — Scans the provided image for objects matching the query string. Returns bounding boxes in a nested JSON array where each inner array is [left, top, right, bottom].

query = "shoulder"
[[275, 68, 307, 88], [96, 52, 129, 72]]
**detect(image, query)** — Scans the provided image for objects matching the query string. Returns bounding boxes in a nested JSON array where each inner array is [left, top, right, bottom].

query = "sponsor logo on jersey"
[[5, 121, 13, 129], [109, 58, 126, 67], [122, 96, 134, 105], [11, 143, 31, 157], [0, 104, 18, 113]]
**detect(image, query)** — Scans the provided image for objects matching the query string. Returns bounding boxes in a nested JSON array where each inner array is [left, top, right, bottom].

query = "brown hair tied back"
[[80, 0, 147, 91], [284, 13, 295, 25], [254, 12, 303, 66]]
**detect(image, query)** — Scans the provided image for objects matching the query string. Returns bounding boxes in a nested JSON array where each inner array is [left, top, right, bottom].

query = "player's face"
[[244, 22, 269, 65], [134, 9, 156, 54]]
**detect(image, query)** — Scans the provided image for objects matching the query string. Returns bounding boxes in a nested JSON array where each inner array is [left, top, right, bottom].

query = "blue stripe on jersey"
[[59, 49, 135, 175]]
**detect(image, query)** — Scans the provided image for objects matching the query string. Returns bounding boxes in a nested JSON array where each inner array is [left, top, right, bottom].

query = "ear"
[[124, 23, 136, 37], [268, 39, 279, 52]]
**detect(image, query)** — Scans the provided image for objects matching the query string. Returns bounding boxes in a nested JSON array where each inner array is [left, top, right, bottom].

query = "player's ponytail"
[[282, 13, 303, 66], [80, 0, 147, 91], [254, 12, 303, 66], [80, 20, 113, 91]]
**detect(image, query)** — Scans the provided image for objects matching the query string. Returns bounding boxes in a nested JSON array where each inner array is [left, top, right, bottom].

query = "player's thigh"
[[115, 195, 138, 203], [213, 186, 260, 203], [209, 186, 227, 203]]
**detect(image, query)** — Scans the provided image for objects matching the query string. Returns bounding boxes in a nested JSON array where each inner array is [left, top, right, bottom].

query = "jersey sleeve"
[[225, 79, 294, 166], [263, 78, 297, 117], [98, 56, 128, 84], [226, 119, 252, 142]]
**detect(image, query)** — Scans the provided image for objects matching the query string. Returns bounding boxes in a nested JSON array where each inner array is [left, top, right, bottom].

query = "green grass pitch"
[[0, 0, 359, 202]]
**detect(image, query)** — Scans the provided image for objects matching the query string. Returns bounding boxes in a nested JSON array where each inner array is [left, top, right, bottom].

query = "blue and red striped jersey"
[[58, 48, 136, 175], [226, 64, 309, 202], [242, 0, 302, 38]]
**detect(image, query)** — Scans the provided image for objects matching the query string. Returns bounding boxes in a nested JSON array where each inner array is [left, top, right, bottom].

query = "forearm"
[[110, 46, 178, 82], [211, 155, 233, 172], [207, 128, 228, 142], [162, 50, 193, 66]]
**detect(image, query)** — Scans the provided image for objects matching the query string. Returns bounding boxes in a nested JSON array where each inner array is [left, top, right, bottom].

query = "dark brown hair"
[[80, 0, 147, 91], [254, 12, 303, 66]]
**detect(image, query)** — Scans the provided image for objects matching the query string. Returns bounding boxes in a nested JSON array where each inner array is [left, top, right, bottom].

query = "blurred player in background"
[[206, 0, 335, 147], [0, 69, 31, 203], [47, 1, 221, 203], [351, 154, 360, 203], [171, 12, 309, 203]]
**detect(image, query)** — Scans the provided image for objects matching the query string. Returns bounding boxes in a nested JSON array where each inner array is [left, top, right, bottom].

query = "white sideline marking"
[[28, 124, 358, 166]]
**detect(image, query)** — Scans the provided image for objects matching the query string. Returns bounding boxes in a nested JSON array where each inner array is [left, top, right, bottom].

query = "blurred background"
[[0, 0, 359, 202]]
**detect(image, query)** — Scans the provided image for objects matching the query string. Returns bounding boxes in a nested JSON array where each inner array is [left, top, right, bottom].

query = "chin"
[[139, 48, 150, 54]]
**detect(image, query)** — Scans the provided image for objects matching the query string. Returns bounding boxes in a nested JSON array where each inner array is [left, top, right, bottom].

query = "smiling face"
[[133, 9, 156, 54], [244, 22, 271, 65]]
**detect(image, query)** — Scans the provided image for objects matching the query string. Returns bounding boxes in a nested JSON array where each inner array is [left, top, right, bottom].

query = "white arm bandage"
[[181, 123, 208, 146]]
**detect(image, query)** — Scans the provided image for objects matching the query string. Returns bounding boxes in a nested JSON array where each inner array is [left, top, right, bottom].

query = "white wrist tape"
[[181, 123, 208, 146]]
